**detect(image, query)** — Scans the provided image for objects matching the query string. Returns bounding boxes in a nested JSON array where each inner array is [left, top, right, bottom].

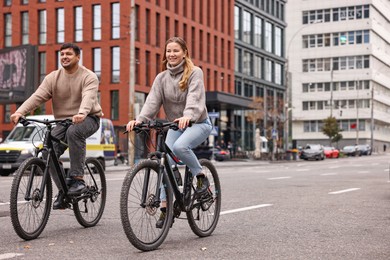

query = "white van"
[[0, 115, 116, 176]]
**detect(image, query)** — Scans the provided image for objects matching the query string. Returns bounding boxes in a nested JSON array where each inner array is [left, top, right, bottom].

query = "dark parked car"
[[193, 143, 212, 160], [341, 145, 360, 156], [357, 144, 372, 155], [212, 148, 231, 161], [299, 144, 325, 160]]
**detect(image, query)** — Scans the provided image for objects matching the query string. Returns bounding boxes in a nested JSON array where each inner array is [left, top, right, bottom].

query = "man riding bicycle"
[[10, 43, 103, 210]]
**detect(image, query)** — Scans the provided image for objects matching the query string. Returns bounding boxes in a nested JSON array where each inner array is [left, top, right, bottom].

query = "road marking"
[[220, 204, 273, 215], [0, 253, 24, 259], [106, 177, 125, 181], [357, 171, 369, 174], [0, 202, 10, 206], [267, 176, 291, 180], [321, 173, 337, 176], [328, 188, 360, 194], [329, 166, 340, 169]]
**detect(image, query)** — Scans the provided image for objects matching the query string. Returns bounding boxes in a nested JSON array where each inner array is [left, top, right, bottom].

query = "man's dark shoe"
[[67, 178, 87, 196], [53, 191, 67, 210], [196, 174, 210, 194]]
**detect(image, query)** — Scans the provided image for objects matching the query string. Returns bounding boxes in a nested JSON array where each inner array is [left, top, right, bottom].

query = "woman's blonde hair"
[[162, 37, 194, 91]]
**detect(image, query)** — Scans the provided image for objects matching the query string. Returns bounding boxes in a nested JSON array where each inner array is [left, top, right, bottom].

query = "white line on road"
[[329, 166, 340, 169], [328, 188, 360, 195], [321, 173, 337, 176], [295, 169, 309, 172], [106, 177, 125, 181], [267, 176, 291, 180], [220, 204, 273, 215], [0, 253, 24, 259]]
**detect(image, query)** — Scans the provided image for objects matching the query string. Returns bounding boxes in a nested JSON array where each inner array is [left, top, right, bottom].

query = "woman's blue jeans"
[[160, 118, 212, 201]]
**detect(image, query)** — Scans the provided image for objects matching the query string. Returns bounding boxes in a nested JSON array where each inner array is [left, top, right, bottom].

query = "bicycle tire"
[[73, 158, 107, 227], [10, 157, 52, 240], [187, 159, 221, 237], [120, 159, 173, 251]]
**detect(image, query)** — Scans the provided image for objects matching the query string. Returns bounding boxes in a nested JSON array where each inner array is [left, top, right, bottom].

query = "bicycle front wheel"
[[10, 157, 52, 240], [73, 158, 107, 227], [187, 159, 221, 237], [120, 159, 173, 251]]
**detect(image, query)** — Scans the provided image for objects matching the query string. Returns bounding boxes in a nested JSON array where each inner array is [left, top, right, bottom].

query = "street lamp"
[[284, 21, 320, 150]]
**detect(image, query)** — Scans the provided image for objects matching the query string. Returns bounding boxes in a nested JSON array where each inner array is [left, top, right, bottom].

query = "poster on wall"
[[0, 45, 38, 104]]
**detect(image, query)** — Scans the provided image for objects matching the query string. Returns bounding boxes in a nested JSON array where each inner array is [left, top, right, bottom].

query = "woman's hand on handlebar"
[[126, 119, 143, 132], [174, 116, 191, 130]]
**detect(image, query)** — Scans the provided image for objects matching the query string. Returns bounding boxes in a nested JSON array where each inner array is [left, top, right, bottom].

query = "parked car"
[[323, 146, 339, 158], [213, 148, 231, 161], [299, 144, 325, 161], [356, 144, 372, 155], [341, 145, 360, 156], [193, 143, 212, 160]]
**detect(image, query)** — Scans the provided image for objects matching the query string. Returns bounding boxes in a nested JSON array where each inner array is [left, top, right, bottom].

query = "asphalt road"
[[0, 154, 389, 259]]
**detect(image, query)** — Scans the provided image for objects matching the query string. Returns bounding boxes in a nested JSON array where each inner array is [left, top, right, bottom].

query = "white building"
[[286, 0, 390, 152]]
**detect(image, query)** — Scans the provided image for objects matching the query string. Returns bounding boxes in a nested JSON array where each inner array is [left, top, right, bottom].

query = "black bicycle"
[[9, 117, 107, 240], [120, 120, 221, 251]]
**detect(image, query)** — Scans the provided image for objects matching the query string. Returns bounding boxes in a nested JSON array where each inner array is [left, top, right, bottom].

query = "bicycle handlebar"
[[123, 120, 193, 134], [18, 117, 73, 128]]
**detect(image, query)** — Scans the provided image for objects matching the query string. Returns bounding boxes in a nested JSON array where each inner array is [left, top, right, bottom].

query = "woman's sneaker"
[[155, 209, 174, 229], [196, 174, 210, 194], [155, 211, 166, 229]]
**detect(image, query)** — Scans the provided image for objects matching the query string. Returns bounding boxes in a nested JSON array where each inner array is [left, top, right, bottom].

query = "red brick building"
[[0, 0, 239, 153]]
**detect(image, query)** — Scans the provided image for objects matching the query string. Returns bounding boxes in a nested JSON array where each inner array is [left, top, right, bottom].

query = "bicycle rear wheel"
[[10, 157, 52, 240], [120, 160, 173, 251], [187, 159, 221, 237], [73, 158, 106, 227]]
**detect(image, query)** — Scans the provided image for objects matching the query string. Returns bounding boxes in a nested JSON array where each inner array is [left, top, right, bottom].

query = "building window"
[[74, 6, 83, 42], [275, 26, 282, 56], [135, 48, 140, 84], [38, 10, 46, 44], [254, 16, 262, 48], [146, 9, 150, 44], [39, 52, 46, 83], [156, 53, 161, 76], [243, 51, 252, 76], [145, 51, 150, 86], [265, 22, 272, 53], [4, 0, 11, 6], [111, 3, 120, 39], [265, 60, 272, 81], [110, 90, 119, 120], [165, 16, 170, 41], [21, 12, 29, 44], [93, 5, 101, 41], [234, 6, 241, 40], [4, 13, 12, 47], [4, 104, 11, 123], [93, 48, 101, 81], [254, 55, 262, 78], [56, 8, 65, 43], [22, 0, 29, 4], [275, 63, 282, 85], [243, 10, 251, 44], [155, 13, 160, 47], [111, 47, 120, 83]]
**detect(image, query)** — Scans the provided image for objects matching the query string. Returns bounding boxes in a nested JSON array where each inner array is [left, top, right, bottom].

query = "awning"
[[206, 91, 253, 110]]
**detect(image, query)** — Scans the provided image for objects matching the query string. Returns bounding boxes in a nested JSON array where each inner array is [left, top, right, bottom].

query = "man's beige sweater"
[[16, 66, 102, 119]]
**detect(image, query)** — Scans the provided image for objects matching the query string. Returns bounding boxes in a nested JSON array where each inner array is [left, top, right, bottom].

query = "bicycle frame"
[[138, 122, 193, 212], [23, 120, 69, 202]]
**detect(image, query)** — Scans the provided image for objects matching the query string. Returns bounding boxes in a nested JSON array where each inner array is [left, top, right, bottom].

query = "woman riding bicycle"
[[126, 36, 212, 228]]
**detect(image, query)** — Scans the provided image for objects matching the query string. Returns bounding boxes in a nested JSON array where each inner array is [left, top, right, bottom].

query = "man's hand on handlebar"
[[10, 112, 23, 125], [126, 119, 143, 132]]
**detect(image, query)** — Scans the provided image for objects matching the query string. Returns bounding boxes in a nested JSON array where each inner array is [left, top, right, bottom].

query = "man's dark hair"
[[60, 43, 81, 56]]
